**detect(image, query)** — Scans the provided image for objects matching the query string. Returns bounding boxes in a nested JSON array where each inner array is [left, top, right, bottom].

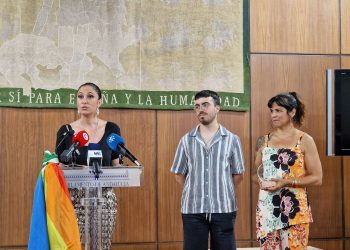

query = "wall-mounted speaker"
[[327, 69, 350, 156]]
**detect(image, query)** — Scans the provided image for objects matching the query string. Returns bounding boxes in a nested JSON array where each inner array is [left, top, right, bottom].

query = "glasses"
[[194, 102, 211, 111]]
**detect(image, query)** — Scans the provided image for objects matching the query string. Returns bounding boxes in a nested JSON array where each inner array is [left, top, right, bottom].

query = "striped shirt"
[[171, 125, 245, 214]]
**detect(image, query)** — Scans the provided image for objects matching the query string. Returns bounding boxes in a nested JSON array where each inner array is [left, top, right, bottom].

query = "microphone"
[[60, 130, 89, 163], [87, 143, 103, 179], [55, 129, 75, 152], [106, 133, 141, 166]]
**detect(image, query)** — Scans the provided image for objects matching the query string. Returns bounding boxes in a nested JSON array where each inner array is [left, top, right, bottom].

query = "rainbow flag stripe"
[[29, 156, 81, 250]]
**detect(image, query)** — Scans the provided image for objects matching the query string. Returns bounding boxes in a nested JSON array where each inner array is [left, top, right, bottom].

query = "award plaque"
[[257, 164, 276, 189]]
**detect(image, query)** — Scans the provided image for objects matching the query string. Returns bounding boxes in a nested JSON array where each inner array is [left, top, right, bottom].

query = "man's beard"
[[198, 112, 216, 125]]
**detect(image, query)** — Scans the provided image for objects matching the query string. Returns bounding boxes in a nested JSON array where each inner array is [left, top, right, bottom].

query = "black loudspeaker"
[[327, 69, 350, 156]]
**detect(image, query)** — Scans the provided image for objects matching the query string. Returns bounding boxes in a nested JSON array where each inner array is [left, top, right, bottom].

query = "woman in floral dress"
[[255, 92, 323, 250]]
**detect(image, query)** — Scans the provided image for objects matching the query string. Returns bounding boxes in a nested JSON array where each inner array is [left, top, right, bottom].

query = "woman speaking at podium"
[[55, 82, 120, 249]]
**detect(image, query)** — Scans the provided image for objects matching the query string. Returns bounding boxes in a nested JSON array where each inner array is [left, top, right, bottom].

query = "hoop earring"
[[96, 107, 100, 116]]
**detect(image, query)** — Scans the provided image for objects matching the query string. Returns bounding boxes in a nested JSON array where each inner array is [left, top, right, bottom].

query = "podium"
[[61, 166, 143, 250]]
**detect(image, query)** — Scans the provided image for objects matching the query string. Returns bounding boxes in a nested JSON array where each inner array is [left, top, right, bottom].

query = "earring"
[[77, 109, 80, 115], [96, 107, 100, 116]]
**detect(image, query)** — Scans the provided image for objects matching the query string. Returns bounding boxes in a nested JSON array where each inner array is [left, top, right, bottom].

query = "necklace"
[[202, 125, 220, 146]]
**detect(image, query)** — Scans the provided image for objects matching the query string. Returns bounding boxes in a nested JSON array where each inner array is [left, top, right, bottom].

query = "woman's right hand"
[[259, 180, 277, 190]]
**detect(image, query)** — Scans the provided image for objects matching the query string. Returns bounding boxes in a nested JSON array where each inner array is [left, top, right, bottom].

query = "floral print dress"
[[256, 134, 313, 243]]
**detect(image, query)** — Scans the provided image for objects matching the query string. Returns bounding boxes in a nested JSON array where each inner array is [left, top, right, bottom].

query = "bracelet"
[[291, 178, 301, 187]]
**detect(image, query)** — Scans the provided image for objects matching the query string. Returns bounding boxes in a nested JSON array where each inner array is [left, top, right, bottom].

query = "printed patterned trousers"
[[70, 187, 117, 250], [260, 223, 309, 250]]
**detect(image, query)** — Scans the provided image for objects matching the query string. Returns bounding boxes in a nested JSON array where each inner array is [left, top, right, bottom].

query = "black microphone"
[[106, 133, 141, 166], [55, 129, 75, 152], [87, 143, 103, 179], [60, 130, 89, 163]]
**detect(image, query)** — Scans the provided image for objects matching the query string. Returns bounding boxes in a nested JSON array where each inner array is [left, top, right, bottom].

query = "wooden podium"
[[61, 166, 143, 250]]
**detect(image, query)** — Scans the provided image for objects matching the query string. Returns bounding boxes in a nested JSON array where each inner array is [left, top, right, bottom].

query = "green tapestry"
[[0, 0, 249, 110]]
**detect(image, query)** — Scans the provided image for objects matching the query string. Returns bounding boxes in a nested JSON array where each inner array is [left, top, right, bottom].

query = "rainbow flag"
[[28, 151, 81, 250]]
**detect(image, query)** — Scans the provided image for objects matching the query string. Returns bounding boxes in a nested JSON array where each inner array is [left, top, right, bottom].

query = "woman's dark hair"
[[194, 90, 220, 106], [77, 82, 102, 100], [267, 92, 305, 126]]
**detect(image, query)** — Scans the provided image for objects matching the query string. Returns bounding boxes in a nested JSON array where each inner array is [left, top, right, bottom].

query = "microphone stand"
[[118, 154, 124, 165], [55, 130, 74, 152], [92, 161, 102, 180], [71, 148, 80, 166]]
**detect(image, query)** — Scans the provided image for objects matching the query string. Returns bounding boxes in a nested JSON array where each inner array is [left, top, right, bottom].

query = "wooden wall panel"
[[309, 240, 344, 250], [250, 0, 339, 53], [341, 0, 350, 54], [158, 242, 183, 250], [100, 109, 157, 243], [157, 240, 253, 249], [0, 108, 75, 246], [157, 110, 251, 242], [345, 240, 350, 250], [236, 241, 253, 248], [158, 242, 255, 250], [343, 153, 350, 239], [110, 243, 157, 250], [0, 247, 28, 250], [250, 54, 342, 238], [157, 110, 197, 242], [341, 55, 350, 66]]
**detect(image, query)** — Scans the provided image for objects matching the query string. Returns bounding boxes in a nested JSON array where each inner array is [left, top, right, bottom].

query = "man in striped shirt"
[[171, 90, 245, 250]]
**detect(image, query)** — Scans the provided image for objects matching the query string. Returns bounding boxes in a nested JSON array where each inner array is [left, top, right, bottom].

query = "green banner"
[[0, 88, 249, 111]]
